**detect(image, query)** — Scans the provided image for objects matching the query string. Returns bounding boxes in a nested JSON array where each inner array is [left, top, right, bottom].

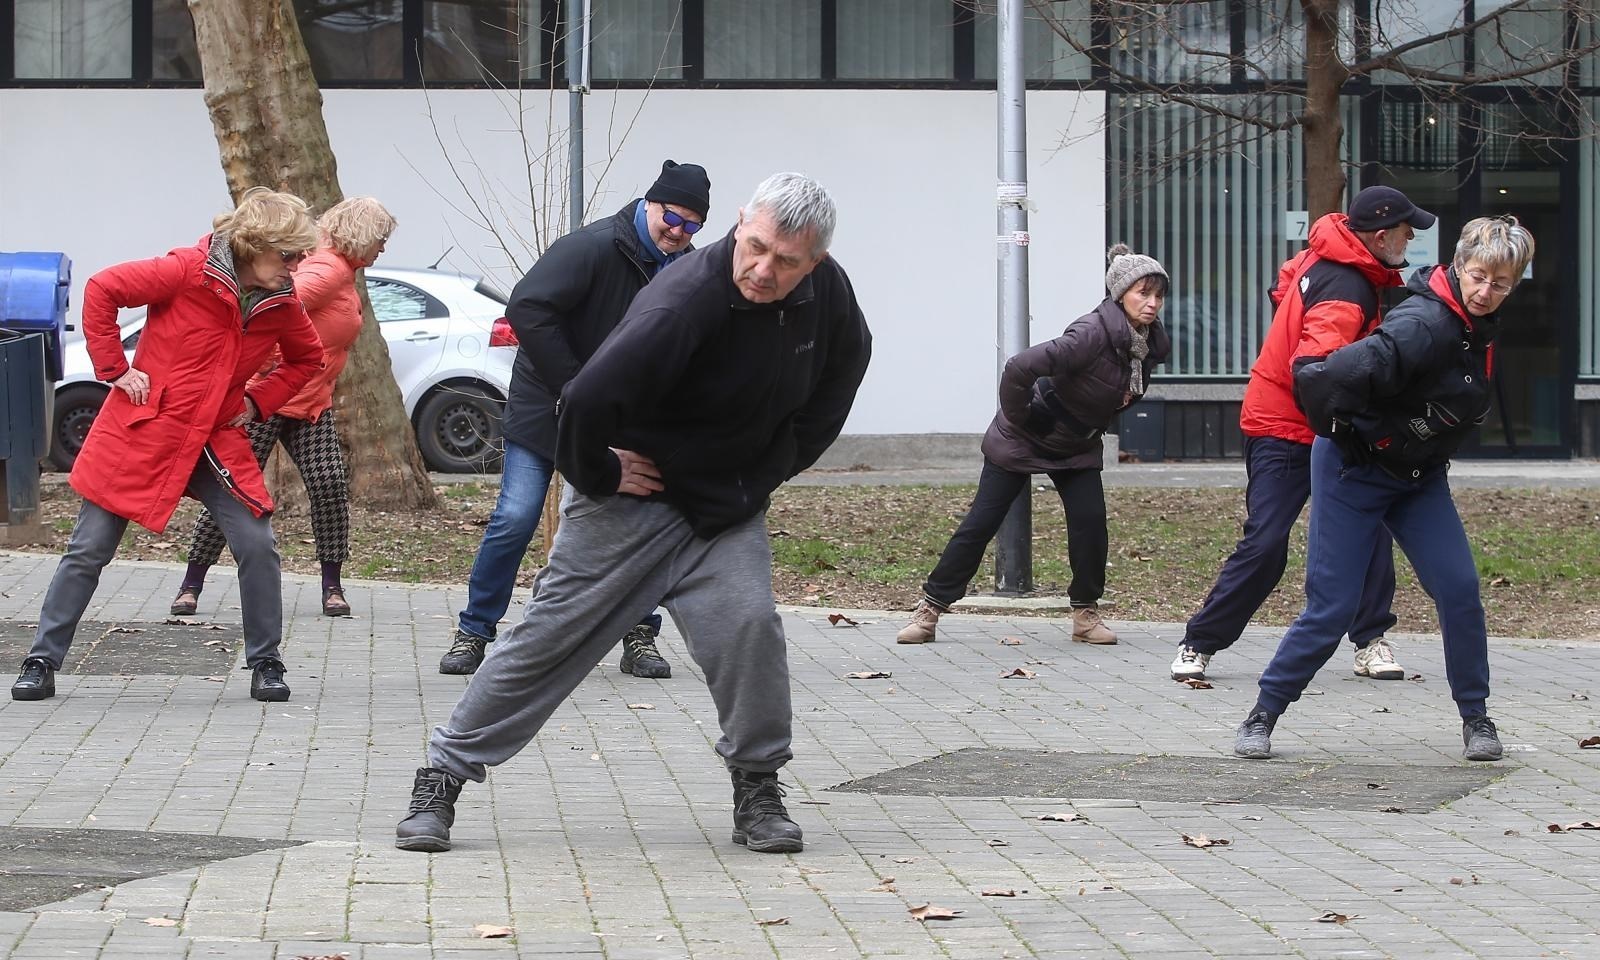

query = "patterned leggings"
[[188, 410, 351, 566]]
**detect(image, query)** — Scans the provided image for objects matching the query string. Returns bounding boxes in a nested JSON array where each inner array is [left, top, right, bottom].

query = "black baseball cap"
[[1347, 186, 1436, 232]]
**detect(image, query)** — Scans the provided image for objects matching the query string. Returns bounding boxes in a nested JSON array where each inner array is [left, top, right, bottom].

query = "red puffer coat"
[[70, 235, 323, 532]]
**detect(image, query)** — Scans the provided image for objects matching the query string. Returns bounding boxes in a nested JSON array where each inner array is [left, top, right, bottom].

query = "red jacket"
[[71, 235, 323, 532], [1239, 214, 1403, 444], [259, 248, 364, 422]]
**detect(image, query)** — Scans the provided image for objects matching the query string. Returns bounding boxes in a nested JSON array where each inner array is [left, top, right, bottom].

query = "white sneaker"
[[1170, 644, 1211, 680], [1353, 637, 1404, 679]]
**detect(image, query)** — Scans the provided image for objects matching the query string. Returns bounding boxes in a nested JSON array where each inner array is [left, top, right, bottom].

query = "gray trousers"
[[429, 493, 792, 782], [31, 466, 284, 669]]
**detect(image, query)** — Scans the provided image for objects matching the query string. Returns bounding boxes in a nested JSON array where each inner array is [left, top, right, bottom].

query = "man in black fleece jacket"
[[398, 172, 872, 856]]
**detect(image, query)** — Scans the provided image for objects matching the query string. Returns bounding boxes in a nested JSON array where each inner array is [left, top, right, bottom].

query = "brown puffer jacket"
[[981, 298, 1171, 473]]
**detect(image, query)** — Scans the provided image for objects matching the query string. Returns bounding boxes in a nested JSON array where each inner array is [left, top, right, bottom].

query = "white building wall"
[[0, 87, 1106, 434]]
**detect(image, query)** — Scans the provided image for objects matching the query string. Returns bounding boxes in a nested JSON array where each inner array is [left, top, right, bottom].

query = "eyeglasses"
[[661, 209, 703, 235], [1462, 268, 1514, 296], [278, 249, 310, 265]]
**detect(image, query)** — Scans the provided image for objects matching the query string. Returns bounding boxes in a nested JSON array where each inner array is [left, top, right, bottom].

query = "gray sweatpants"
[[30, 466, 284, 669], [429, 493, 792, 782]]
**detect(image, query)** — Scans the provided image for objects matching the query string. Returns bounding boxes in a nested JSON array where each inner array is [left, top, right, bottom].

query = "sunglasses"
[[661, 208, 703, 235], [1462, 268, 1513, 296], [278, 249, 311, 265]]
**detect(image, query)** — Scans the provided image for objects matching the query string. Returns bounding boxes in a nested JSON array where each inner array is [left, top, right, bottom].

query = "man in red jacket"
[[10, 188, 324, 705], [1170, 186, 1434, 684]]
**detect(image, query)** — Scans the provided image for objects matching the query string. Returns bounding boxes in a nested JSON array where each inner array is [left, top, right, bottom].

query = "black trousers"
[[922, 458, 1107, 609]]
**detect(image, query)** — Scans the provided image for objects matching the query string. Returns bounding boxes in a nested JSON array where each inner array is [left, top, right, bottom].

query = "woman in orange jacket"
[[173, 197, 397, 620], [12, 187, 323, 704]]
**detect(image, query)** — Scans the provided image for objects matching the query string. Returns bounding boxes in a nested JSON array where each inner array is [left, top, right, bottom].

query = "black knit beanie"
[[644, 160, 711, 219]]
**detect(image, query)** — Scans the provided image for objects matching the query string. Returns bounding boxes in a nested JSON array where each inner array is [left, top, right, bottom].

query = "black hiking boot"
[[730, 768, 804, 853], [11, 657, 56, 701], [396, 767, 465, 852], [250, 658, 291, 702], [439, 629, 488, 675], [618, 624, 671, 679]]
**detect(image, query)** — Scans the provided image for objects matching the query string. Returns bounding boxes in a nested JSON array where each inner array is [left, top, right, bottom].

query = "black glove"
[[1023, 400, 1055, 436], [1330, 419, 1375, 466]]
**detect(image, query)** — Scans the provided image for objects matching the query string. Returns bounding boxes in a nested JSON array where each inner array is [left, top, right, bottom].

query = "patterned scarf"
[[1127, 321, 1151, 399]]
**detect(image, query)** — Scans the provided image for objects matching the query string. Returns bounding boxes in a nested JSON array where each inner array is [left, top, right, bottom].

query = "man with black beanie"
[[437, 159, 712, 680]]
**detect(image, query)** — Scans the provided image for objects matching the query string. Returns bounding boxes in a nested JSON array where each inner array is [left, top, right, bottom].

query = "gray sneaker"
[[1234, 709, 1277, 759], [1462, 716, 1503, 761]]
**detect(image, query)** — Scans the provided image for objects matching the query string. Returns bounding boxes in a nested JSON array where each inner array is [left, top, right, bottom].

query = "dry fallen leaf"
[[755, 916, 790, 927], [893, 857, 918, 864], [1379, 806, 1407, 814], [985, 838, 1010, 847], [980, 887, 1018, 897], [1176, 678, 1213, 689], [1578, 736, 1600, 748], [474, 924, 513, 939], [1001, 667, 1037, 679], [844, 671, 892, 680], [1548, 821, 1600, 833], [1181, 834, 1231, 849], [868, 877, 898, 893], [143, 917, 177, 927], [1406, 674, 1425, 682], [626, 703, 655, 710], [291, 955, 350, 960], [1000, 636, 1025, 646], [1572, 693, 1591, 701], [1037, 813, 1081, 823], [1315, 911, 1357, 924], [827, 613, 859, 626], [908, 903, 963, 922], [1504, 829, 1522, 836]]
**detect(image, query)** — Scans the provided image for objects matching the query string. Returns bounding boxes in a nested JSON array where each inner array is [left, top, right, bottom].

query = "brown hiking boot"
[[895, 598, 942, 644], [1071, 604, 1118, 645]]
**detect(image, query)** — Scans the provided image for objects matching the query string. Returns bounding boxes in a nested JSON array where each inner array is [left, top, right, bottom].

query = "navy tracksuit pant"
[[1183, 435, 1397, 653]]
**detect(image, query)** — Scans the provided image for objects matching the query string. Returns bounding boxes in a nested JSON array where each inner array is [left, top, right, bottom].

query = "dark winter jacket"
[[1294, 265, 1500, 479], [556, 227, 873, 537], [981, 298, 1171, 473], [1240, 214, 1404, 444], [502, 200, 667, 458]]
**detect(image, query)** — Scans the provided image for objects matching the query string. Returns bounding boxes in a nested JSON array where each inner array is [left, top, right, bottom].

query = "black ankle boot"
[[250, 658, 290, 702], [396, 767, 465, 852], [730, 768, 804, 853], [619, 624, 671, 679], [11, 658, 56, 701]]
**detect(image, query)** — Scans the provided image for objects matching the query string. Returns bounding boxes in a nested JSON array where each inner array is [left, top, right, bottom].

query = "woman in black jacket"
[[1235, 215, 1535, 763], [896, 244, 1171, 646]]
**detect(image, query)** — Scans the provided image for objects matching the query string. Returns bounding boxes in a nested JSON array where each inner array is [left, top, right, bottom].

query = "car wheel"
[[415, 384, 505, 473], [49, 384, 108, 472]]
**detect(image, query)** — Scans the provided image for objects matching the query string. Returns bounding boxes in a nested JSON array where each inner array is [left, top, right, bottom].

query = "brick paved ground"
[[1, 551, 1596, 959]]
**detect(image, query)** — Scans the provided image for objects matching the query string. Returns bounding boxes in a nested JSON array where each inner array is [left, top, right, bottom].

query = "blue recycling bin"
[[0, 252, 72, 380], [1, 252, 72, 544]]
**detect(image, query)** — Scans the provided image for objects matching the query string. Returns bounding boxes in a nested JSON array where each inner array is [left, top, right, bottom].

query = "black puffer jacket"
[[501, 200, 665, 458], [982, 298, 1171, 473], [1294, 265, 1501, 479]]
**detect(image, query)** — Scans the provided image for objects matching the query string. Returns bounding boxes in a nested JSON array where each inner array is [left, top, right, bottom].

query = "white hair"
[[743, 172, 836, 256]]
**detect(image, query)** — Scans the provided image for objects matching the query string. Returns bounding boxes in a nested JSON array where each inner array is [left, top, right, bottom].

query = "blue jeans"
[[1184, 436, 1396, 654], [1257, 438, 1490, 719], [458, 440, 660, 641]]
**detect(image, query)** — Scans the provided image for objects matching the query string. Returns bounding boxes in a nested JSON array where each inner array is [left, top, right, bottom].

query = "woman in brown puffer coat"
[[897, 244, 1171, 646]]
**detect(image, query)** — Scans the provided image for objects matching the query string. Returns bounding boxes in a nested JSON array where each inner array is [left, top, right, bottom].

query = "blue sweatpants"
[[1257, 438, 1491, 719]]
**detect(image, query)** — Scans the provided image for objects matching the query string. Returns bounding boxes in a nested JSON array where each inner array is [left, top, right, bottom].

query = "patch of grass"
[[25, 478, 1600, 640]]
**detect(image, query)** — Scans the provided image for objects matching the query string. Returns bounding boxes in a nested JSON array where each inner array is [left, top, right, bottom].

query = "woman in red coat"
[[11, 187, 324, 704], [174, 196, 397, 620]]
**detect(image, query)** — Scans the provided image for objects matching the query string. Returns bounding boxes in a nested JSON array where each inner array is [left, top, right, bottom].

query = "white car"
[[50, 266, 517, 473]]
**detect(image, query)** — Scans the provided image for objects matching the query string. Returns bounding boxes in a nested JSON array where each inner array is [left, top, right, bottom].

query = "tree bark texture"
[[188, 0, 436, 511], [1301, 0, 1351, 220]]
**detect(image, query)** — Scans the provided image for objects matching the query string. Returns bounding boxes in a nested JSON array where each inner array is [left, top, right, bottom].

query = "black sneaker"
[[1234, 709, 1277, 759], [396, 766, 465, 852], [730, 769, 804, 853], [618, 624, 671, 679], [250, 658, 291, 702], [1462, 716, 1503, 761], [439, 629, 488, 675], [11, 657, 56, 701]]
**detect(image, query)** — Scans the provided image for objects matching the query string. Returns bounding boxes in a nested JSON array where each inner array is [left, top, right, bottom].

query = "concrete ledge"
[[815, 433, 1121, 471]]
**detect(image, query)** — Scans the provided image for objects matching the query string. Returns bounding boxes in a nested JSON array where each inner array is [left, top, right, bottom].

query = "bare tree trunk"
[[1302, 0, 1351, 220], [189, 0, 436, 511]]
